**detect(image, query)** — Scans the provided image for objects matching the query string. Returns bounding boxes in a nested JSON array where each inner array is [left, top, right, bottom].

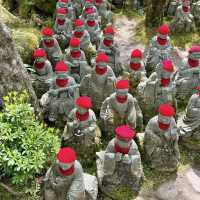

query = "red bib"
[[74, 31, 84, 38], [71, 51, 81, 58], [87, 20, 96, 27], [183, 6, 190, 12], [116, 96, 128, 104], [114, 143, 130, 154], [44, 40, 55, 48], [130, 63, 141, 71], [103, 39, 113, 47], [35, 62, 45, 69], [157, 37, 167, 46], [158, 122, 170, 130], [188, 58, 199, 68], [95, 66, 107, 75], [58, 165, 75, 176], [76, 111, 89, 121], [56, 78, 69, 87], [57, 19, 65, 25], [161, 78, 170, 87]]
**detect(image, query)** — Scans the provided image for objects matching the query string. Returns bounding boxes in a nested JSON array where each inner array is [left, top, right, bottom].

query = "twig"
[[0, 182, 24, 196]]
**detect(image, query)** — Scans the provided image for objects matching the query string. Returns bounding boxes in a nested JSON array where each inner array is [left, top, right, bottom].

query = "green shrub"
[[0, 91, 60, 186]]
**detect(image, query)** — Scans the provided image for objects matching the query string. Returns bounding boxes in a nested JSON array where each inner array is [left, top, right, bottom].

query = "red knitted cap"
[[57, 147, 77, 163], [115, 125, 136, 140], [116, 80, 129, 89], [158, 104, 175, 117], [55, 61, 69, 72], [131, 49, 142, 58], [189, 45, 200, 53], [69, 37, 80, 47], [76, 96, 92, 109], [158, 24, 170, 35], [74, 19, 84, 27], [33, 48, 46, 58], [96, 52, 109, 63], [103, 26, 115, 35], [56, 8, 67, 14], [58, 0, 68, 2], [41, 27, 54, 36], [162, 59, 174, 72]]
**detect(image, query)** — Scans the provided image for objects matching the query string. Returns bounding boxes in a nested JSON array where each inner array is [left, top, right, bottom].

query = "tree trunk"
[[145, 0, 168, 27], [0, 21, 39, 113]]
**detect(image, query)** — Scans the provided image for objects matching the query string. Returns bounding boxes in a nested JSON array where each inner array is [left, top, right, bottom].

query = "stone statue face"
[[96, 62, 107, 68], [56, 73, 68, 79], [77, 106, 88, 114], [75, 26, 85, 32], [158, 114, 172, 124], [161, 70, 172, 79], [115, 137, 132, 148], [130, 57, 141, 64], [87, 14, 96, 21], [56, 14, 66, 20], [57, 160, 74, 170], [43, 36, 53, 42], [189, 52, 200, 60], [58, 2, 68, 8], [35, 57, 46, 63], [116, 89, 129, 97]]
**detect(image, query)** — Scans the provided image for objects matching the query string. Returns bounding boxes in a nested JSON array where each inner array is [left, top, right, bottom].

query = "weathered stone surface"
[[0, 21, 38, 111]]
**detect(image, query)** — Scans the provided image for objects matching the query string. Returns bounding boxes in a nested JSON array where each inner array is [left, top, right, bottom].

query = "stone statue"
[[98, 26, 123, 76], [41, 27, 63, 67], [40, 61, 79, 128], [171, 0, 196, 33], [53, 8, 73, 49], [85, 8, 101, 48], [96, 125, 143, 193], [56, 0, 75, 20], [44, 147, 98, 200], [63, 96, 101, 146], [137, 59, 176, 122], [100, 79, 143, 134], [178, 86, 200, 140], [145, 24, 174, 77], [73, 0, 85, 17], [144, 104, 180, 172], [94, 0, 113, 25], [175, 45, 200, 102], [80, 52, 116, 113], [64, 37, 91, 83], [167, 0, 182, 16], [192, 0, 200, 27], [31, 48, 53, 98]]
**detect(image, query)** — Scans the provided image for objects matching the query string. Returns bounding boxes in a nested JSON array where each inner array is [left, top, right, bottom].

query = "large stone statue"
[[53, 8, 73, 49], [178, 86, 200, 141], [72, 19, 96, 61], [80, 52, 116, 113], [94, 0, 113, 25], [62, 96, 101, 146], [96, 125, 143, 193], [98, 26, 122, 76], [125, 49, 147, 97], [100, 79, 143, 134], [171, 0, 196, 33], [40, 61, 79, 127], [30, 48, 53, 98], [167, 0, 182, 16], [138, 59, 176, 122], [64, 37, 91, 83], [41, 27, 63, 67], [56, 0, 75, 20], [44, 147, 98, 200], [144, 104, 180, 172], [175, 45, 200, 101], [85, 8, 101, 48], [145, 24, 174, 77], [192, 0, 200, 27]]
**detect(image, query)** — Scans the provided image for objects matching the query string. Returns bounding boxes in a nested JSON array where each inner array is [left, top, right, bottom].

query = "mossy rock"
[[12, 27, 41, 63], [34, 0, 56, 15]]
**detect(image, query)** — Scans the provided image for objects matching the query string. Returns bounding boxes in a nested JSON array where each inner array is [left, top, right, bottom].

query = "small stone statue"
[[175, 45, 200, 101], [145, 24, 174, 77], [44, 147, 98, 200], [96, 125, 143, 193], [167, 0, 182, 17], [171, 0, 196, 33], [53, 8, 73, 49], [80, 52, 116, 113], [144, 104, 180, 172], [56, 0, 75, 20], [41, 27, 63, 67], [64, 37, 91, 83], [138, 59, 176, 122], [98, 26, 123, 76], [40, 61, 79, 127], [178, 86, 200, 140], [63, 96, 101, 146], [192, 0, 200, 27], [100, 79, 143, 134], [31, 48, 53, 98]]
